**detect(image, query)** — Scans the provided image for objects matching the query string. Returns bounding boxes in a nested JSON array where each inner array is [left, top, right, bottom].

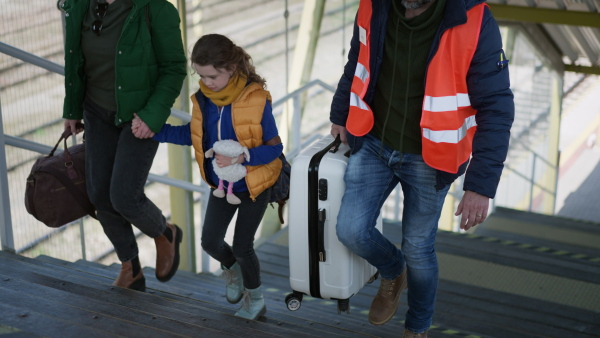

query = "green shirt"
[[82, 0, 133, 111], [370, 0, 445, 154]]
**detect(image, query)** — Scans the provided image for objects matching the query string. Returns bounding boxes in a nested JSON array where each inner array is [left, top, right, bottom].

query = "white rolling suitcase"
[[285, 134, 382, 314]]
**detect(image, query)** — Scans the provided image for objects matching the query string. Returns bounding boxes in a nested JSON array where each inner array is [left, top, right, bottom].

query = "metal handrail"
[[0, 41, 64, 76], [509, 136, 558, 170], [272, 79, 336, 108], [1, 39, 562, 252], [4, 127, 205, 195], [0, 41, 338, 258], [0, 43, 209, 257], [504, 163, 554, 195], [0, 40, 334, 172]]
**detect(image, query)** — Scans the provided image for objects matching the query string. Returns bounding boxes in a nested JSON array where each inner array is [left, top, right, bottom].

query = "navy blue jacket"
[[330, 0, 514, 198]]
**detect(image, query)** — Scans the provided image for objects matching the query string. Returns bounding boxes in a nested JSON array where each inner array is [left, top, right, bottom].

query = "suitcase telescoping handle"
[[317, 133, 342, 263], [328, 134, 342, 153], [307, 134, 343, 298]]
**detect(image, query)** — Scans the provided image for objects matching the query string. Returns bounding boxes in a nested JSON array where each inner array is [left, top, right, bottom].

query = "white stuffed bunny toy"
[[205, 139, 250, 205]]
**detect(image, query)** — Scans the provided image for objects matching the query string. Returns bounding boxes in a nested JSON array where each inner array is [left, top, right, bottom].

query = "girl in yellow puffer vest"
[[138, 34, 283, 321]]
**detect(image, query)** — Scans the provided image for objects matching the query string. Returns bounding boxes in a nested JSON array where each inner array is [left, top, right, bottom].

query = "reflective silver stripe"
[[354, 63, 369, 83], [423, 115, 477, 144], [350, 92, 370, 110], [359, 26, 367, 45], [423, 93, 471, 112]]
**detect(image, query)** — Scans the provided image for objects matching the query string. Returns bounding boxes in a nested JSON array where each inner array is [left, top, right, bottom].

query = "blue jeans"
[[83, 98, 167, 262], [336, 133, 450, 333]]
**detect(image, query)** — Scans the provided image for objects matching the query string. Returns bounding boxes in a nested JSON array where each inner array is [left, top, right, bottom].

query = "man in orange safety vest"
[[329, 0, 514, 336]]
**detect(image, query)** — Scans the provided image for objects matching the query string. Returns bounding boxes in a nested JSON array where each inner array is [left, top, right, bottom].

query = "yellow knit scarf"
[[199, 73, 247, 106]]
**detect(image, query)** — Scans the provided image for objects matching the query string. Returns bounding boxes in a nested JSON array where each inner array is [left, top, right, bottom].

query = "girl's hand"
[[214, 153, 245, 168], [131, 114, 141, 132], [132, 113, 155, 139]]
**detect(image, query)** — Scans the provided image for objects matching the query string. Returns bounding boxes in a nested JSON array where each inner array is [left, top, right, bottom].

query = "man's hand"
[[132, 113, 155, 139], [63, 119, 83, 135], [455, 190, 490, 231], [331, 124, 348, 144]]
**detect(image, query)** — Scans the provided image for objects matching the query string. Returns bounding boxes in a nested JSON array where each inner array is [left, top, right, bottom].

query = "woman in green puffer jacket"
[[61, 0, 187, 291]]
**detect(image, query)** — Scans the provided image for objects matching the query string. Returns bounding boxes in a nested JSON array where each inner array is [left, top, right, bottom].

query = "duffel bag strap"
[[62, 136, 79, 180], [42, 125, 96, 220]]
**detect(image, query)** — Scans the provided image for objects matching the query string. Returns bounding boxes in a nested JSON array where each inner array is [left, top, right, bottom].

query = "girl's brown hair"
[[191, 34, 266, 89]]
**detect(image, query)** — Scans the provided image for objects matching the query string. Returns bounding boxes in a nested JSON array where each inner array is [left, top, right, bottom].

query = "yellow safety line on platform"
[[0, 325, 22, 335], [477, 218, 600, 250], [458, 232, 600, 263], [438, 253, 600, 312]]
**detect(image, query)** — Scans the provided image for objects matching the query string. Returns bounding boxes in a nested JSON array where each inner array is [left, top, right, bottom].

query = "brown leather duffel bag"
[[25, 128, 96, 228]]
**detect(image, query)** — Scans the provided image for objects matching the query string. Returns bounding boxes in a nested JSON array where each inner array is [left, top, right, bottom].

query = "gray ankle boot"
[[235, 286, 266, 320], [221, 262, 244, 304]]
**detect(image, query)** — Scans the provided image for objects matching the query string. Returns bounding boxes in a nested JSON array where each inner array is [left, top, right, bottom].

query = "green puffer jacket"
[[61, 0, 187, 132]]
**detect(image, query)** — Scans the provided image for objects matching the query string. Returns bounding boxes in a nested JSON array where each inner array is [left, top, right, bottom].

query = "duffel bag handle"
[[61, 125, 85, 180], [49, 122, 85, 157], [44, 123, 97, 221]]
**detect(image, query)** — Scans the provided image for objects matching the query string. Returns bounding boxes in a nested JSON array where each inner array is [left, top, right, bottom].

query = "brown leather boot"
[[403, 329, 428, 337], [154, 222, 182, 282], [113, 256, 146, 292], [369, 267, 407, 325]]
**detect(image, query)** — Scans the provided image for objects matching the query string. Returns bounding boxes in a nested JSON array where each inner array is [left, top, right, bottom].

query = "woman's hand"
[[64, 119, 83, 135], [132, 113, 155, 139]]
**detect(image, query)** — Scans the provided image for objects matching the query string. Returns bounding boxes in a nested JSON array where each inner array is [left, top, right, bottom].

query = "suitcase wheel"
[[285, 292, 303, 311], [337, 299, 350, 314]]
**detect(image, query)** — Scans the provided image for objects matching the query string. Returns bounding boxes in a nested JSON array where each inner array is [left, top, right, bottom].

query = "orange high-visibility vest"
[[346, 2, 486, 174], [421, 3, 486, 173], [346, 0, 373, 137]]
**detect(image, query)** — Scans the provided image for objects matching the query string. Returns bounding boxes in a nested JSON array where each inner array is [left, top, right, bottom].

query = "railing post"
[[68, 133, 88, 261], [529, 153, 537, 212], [553, 150, 561, 214], [0, 96, 15, 252], [198, 181, 211, 273], [292, 94, 302, 154]]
